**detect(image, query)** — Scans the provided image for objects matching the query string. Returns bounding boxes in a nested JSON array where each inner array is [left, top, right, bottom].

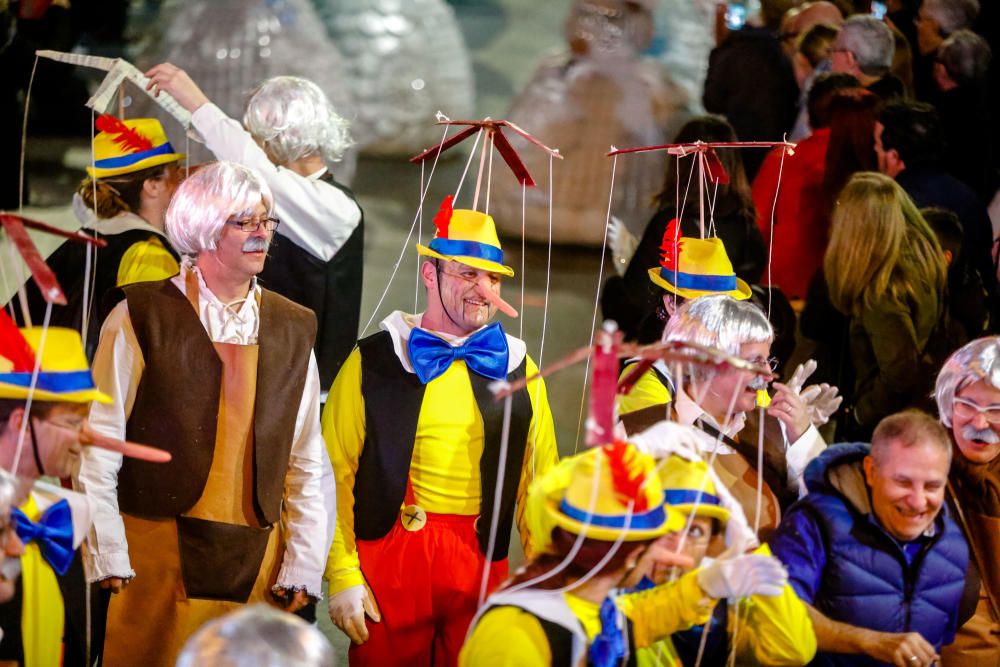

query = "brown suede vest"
[[118, 278, 317, 525]]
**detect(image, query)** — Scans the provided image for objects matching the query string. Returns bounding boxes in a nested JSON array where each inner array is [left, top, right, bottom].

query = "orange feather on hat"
[[433, 195, 454, 239], [658, 218, 682, 271], [0, 310, 36, 373], [604, 442, 650, 513], [95, 114, 155, 153]]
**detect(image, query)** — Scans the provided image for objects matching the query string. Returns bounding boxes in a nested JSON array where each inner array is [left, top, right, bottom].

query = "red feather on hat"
[[658, 218, 682, 271], [95, 115, 155, 153], [0, 310, 36, 373], [433, 195, 453, 239], [604, 442, 650, 513]]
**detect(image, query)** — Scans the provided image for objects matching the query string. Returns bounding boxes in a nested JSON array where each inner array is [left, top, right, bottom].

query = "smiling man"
[[77, 161, 329, 666], [322, 196, 558, 666], [934, 336, 1000, 663], [771, 410, 968, 667]]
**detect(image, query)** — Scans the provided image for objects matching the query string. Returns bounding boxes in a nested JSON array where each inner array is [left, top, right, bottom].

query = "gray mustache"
[[962, 424, 1000, 444], [242, 237, 270, 253], [0, 556, 20, 583], [747, 376, 768, 391]]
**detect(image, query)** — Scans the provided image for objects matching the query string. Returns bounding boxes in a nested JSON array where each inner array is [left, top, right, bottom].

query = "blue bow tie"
[[407, 322, 509, 385], [13, 499, 74, 576], [589, 595, 628, 667]]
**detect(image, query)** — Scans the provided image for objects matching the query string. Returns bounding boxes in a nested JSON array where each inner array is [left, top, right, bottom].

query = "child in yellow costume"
[[637, 455, 817, 667], [461, 441, 790, 666]]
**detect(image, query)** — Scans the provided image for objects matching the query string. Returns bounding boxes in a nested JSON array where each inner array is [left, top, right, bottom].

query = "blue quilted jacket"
[[770, 443, 969, 667]]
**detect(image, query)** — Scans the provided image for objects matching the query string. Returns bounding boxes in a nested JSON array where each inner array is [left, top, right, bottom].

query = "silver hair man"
[[922, 0, 980, 36], [837, 15, 894, 77], [165, 161, 274, 256], [664, 294, 773, 354], [243, 76, 353, 165], [935, 336, 1000, 427], [175, 604, 335, 667], [937, 29, 992, 86]]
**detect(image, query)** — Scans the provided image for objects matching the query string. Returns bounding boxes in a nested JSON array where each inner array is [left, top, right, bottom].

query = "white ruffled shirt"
[[76, 263, 331, 597], [191, 103, 361, 262]]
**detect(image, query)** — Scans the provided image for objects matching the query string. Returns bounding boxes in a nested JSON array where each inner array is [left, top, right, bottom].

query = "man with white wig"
[[77, 161, 329, 666], [654, 294, 826, 538], [933, 336, 1000, 664], [145, 63, 364, 388]]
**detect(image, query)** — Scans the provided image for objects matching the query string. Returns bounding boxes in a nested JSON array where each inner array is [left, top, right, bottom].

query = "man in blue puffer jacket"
[[770, 410, 969, 667]]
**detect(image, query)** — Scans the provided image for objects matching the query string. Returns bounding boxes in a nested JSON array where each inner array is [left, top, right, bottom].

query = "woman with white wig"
[[933, 336, 1000, 665], [176, 604, 335, 667], [145, 63, 364, 389], [653, 294, 826, 539]]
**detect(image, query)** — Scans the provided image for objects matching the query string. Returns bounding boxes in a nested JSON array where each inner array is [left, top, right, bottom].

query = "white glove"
[[696, 554, 788, 599], [328, 582, 381, 644], [629, 421, 714, 460], [786, 359, 817, 394], [800, 383, 843, 426]]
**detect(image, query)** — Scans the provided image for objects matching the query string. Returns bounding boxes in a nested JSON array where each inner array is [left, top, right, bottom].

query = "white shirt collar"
[[73, 192, 166, 237], [674, 386, 746, 442], [29, 480, 95, 551], [380, 310, 527, 375]]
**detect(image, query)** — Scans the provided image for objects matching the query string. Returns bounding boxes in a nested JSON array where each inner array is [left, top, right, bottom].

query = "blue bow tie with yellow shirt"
[[12, 499, 74, 576], [407, 322, 509, 384]]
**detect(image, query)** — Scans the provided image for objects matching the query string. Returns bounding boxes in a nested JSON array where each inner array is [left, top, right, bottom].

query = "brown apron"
[[103, 276, 282, 667]]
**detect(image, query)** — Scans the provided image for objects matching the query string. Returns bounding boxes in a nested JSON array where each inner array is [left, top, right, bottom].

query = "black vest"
[[119, 278, 316, 524], [22, 228, 180, 358], [257, 173, 363, 388], [353, 330, 533, 559]]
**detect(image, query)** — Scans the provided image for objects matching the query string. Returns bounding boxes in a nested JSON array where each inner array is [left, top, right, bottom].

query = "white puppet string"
[[519, 179, 526, 341], [485, 138, 495, 216], [360, 122, 452, 337], [531, 152, 556, 479], [18, 56, 40, 213], [453, 128, 486, 206], [82, 108, 99, 343], [766, 139, 789, 318], [574, 154, 619, 453], [755, 405, 766, 535], [478, 393, 514, 607], [414, 160, 426, 313], [12, 301, 53, 475]]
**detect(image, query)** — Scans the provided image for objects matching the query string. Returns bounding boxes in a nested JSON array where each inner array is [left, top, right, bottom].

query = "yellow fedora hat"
[[416, 196, 514, 276], [533, 443, 683, 548], [658, 455, 730, 524], [648, 219, 751, 301], [0, 321, 112, 404], [87, 115, 185, 178]]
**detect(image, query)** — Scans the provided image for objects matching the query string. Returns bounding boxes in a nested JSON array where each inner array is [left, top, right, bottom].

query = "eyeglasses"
[[744, 356, 779, 372], [953, 397, 1000, 424], [225, 217, 281, 233]]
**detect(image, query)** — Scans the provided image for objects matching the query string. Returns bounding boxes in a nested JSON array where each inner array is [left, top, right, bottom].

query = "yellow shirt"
[[617, 366, 672, 416], [18, 495, 65, 667], [116, 236, 179, 287], [459, 571, 714, 666], [322, 345, 559, 593]]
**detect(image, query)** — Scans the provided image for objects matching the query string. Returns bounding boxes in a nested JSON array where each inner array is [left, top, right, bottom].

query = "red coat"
[[752, 128, 831, 299]]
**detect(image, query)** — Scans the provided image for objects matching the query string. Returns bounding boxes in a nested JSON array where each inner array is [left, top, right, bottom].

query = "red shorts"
[[350, 513, 508, 667]]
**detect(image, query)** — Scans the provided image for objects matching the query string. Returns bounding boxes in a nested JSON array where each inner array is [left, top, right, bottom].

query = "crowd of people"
[[0, 0, 998, 666]]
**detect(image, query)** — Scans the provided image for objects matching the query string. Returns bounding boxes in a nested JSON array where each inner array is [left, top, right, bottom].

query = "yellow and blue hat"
[[528, 443, 683, 553], [87, 115, 185, 179], [416, 195, 515, 277], [648, 218, 751, 300], [658, 455, 730, 524], [0, 314, 112, 405]]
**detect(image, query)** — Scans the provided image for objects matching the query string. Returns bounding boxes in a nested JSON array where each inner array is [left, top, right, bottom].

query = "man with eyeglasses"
[[322, 196, 559, 666], [77, 161, 329, 666], [933, 336, 1000, 664]]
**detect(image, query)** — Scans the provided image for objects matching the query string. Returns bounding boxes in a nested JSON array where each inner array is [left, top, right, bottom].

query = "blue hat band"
[[94, 142, 177, 170], [659, 267, 736, 292], [559, 498, 666, 530], [663, 489, 721, 507], [0, 370, 98, 394], [429, 238, 504, 265]]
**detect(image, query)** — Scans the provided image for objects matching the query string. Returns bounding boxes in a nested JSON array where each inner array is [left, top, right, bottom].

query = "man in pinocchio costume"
[[323, 195, 559, 665], [76, 161, 329, 666]]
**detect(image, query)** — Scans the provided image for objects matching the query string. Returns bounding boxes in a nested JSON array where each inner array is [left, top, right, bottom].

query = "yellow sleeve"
[[734, 545, 817, 665], [617, 367, 672, 415], [321, 347, 367, 593], [619, 570, 715, 648], [115, 237, 180, 286], [459, 606, 552, 667], [516, 354, 560, 560]]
